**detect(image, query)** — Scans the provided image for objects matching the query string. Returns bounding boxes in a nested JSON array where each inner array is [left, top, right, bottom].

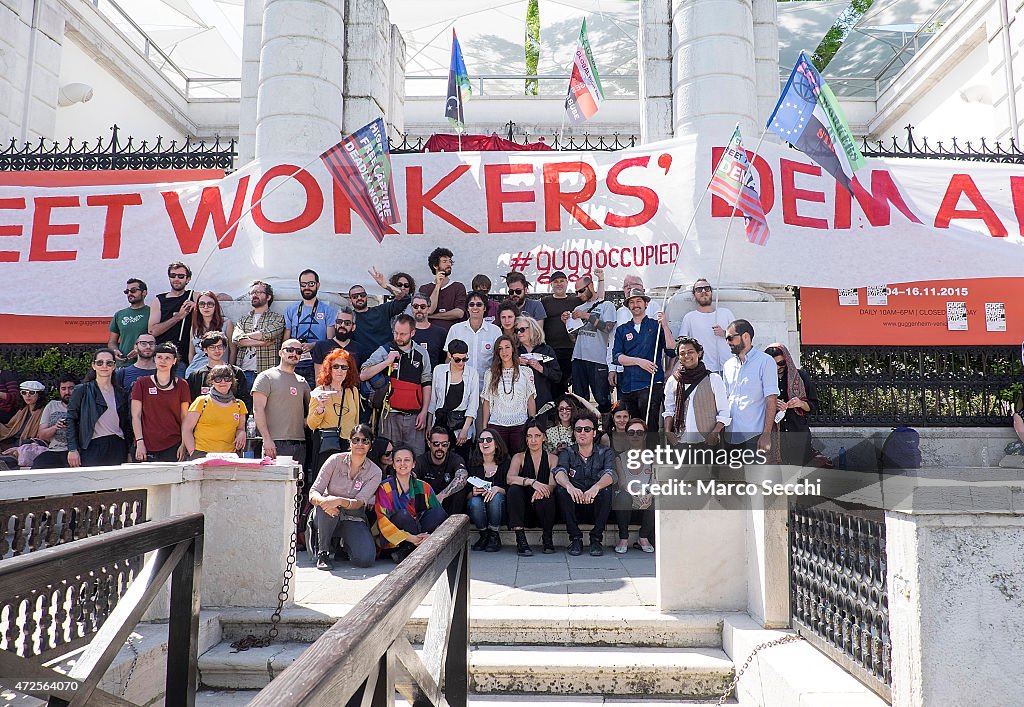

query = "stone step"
[[217, 606, 730, 647], [199, 641, 734, 696], [485, 528, 651, 548], [195, 689, 731, 705], [470, 645, 734, 698]]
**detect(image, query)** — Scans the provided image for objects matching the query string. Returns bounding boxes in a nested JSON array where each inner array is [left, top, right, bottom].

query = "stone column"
[[237, 0, 265, 164], [752, 0, 780, 131], [254, 0, 345, 157], [639, 0, 673, 143]]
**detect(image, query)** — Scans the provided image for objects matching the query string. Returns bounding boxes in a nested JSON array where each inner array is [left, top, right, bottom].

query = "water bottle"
[[835, 446, 846, 469], [246, 414, 259, 439]]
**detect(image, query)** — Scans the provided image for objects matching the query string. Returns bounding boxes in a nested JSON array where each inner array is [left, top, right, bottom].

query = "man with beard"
[[570, 275, 617, 413], [186, 331, 251, 408], [147, 262, 195, 370], [284, 269, 337, 388], [722, 319, 778, 455], [252, 339, 312, 464], [503, 272, 546, 322], [607, 273, 660, 388], [31, 375, 79, 469], [410, 293, 447, 368], [115, 334, 157, 392], [349, 268, 411, 353], [418, 248, 466, 332], [415, 427, 469, 515], [108, 278, 150, 365], [233, 281, 286, 388], [312, 304, 363, 379], [677, 278, 734, 374]]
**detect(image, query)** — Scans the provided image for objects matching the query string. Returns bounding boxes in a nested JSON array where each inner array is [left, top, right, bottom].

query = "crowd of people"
[[0, 251, 821, 570]]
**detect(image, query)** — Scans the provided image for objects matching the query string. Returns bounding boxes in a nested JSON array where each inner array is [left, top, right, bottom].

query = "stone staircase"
[[195, 606, 738, 704]]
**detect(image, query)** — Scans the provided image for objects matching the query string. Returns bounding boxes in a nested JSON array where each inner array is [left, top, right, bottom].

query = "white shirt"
[[482, 366, 537, 427], [609, 301, 662, 371], [663, 372, 731, 444], [677, 307, 734, 373], [444, 320, 501, 388]]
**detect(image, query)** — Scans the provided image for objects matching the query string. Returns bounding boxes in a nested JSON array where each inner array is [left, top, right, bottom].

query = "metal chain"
[[716, 634, 802, 705], [230, 473, 302, 652], [121, 634, 139, 697]]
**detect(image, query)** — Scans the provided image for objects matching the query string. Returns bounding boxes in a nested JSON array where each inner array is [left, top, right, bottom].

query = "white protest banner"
[[3, 134, 1024, 318]]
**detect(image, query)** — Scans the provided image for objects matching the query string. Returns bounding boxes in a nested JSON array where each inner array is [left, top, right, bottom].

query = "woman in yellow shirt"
[[306, 348, 361, 474], [181, 365, 247, 457]]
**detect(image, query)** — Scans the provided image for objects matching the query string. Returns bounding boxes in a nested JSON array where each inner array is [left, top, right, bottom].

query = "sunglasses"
[[350, 436, 370, 445], [198, 301, 216, 308], [396, 281, 412, 288], [382, 448, 394, 456], [331, 364, 349, 370], [478, 437, 495, 444], [693, 286, 713, 294], [725, 333, 742, 341], [574, 426, 595, 433], [123, 287, 142, 295], [575, 287, 589, 295], [94, 360, 116, 367], [137, 341, 156, 347], [299, 280, 317, 288], [430, 440, 451, 448], [467, 302, 485, 308], [451, 356, 469, 363], [411, 304, 429, 310], [211, 375, 234, 383], [625, 429, 645, 437], [776, 360, 787, 369], [350, 292, 367, 298], [20, 390, 39, 396], [514, 327, 528, 334], [282, 347, 303, 354], [335, 320, 354, 327], [509, 288, 524, 295], [168, 273, 189, 279]]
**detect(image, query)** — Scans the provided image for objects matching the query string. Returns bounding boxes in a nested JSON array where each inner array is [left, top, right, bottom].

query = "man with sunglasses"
[[677, 278, 734, 373], [415, 427, 469, 515], [108, 278, 150, 365], [147, 262, 195, 368], [504, 272, 546, 322], [722, 320, 779, 455], [410, 293, 447, 368], [234, 280, 286, 387], [570, 275, 617, 413], [186, 331, 251, 408], [552, 412, 616, 556], [252, 338, 312, 464], [284, 269, 337, 388], [312, 303, 364, 379], [349, 270, 411, 354], [115, 333, 157, 393]]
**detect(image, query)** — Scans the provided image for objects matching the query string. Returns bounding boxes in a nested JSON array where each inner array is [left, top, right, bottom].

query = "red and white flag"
[[564, 19, 604, 124]]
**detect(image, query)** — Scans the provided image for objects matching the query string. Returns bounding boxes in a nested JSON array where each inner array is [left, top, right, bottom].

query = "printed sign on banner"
[[866, 286, 889, 306], [837, 288, 859, 306], [986, 302, 1006, 332], [946, 301, 968, 331]]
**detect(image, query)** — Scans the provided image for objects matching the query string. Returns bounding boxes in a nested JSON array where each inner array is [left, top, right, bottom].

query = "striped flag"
[[564, 19, 604, 124], [768, 52, 865, 194], [445, 29, 471, 134], [710, 127, 770, 246], [319, 118, 399, 243]]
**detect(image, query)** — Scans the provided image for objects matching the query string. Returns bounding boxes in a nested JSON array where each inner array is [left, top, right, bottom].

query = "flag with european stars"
[[768, 52, 866, 193]]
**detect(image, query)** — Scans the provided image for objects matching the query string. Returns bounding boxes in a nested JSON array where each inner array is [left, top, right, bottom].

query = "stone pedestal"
[[886, 508, 1024, 707]]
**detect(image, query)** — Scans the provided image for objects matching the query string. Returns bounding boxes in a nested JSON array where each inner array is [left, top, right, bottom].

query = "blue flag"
[[768, 52, 866, 193], [445, 29, 471, 134]]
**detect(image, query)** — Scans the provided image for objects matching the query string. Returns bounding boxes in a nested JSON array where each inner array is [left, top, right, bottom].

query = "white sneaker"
[[614, 540, 628, 554]]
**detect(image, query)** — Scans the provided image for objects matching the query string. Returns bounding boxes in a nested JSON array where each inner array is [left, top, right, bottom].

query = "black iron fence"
[[790, 500, 891, 702], [803, 346, 1021, 426], [0, 124, 236, 172], [862, 125, 1024, 164]]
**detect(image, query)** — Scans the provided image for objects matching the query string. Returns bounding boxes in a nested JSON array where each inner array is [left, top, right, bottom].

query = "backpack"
[[879, 427, 922, 473]]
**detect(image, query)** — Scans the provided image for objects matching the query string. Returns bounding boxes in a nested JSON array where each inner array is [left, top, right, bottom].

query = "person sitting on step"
[[466, 427, 510, 553], [552, 411, 616, 557], [373, 445, 448, 564], [506, 419, 559, 556]]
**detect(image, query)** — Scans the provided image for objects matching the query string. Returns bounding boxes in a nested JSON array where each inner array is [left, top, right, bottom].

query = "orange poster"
[[801, 279, 1024, 345]]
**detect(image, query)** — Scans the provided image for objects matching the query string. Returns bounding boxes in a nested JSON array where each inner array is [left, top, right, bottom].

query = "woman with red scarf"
[[764, 343, 817, 466]]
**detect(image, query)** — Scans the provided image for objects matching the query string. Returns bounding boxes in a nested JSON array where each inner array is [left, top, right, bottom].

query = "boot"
[[515, 530, 533, 557], [485, 529, 502, 552], [472, 531, 489, 551], [541, 532, 555, 554]]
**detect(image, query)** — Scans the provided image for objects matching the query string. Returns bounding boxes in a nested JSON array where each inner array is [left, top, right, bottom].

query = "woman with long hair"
[[481, 336, 536, 454], [613, 418, 655, 554], [307, 348, 361, 473], [506, 419, 559, 555], [600, 402, 632, 454], [66, 348, 132, 467], [185, 291, 235, 376], [428, 338, 479, 460], [368, 436, 394, 476], [181, 364, 247, 458], [545, 395, 577, 454], [389, 272, 415, 297], [764, 343, 817, 466], [497, 302, 520, 340], [373, 445, 447, 564], [466, 427, 510, 552], [515, 316, 560, 410], [0, 381, 45, 449]]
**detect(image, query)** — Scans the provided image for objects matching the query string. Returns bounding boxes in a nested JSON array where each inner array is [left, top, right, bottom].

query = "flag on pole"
[[319, 118, 399, 243], [709, 126, 770, 246], [445, 29, 471, 133], [564, 18, 604, 124], [768, 51, 866, 193]]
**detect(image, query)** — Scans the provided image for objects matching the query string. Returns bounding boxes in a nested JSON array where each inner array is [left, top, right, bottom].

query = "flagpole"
[[640, 124, 739, 428]]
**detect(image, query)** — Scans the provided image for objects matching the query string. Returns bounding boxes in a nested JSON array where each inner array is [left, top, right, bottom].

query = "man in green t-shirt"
[[108, 278, 151, 365]]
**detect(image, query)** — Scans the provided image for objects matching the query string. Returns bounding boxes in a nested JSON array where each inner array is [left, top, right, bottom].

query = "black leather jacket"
[[65, 381, 131, 452]]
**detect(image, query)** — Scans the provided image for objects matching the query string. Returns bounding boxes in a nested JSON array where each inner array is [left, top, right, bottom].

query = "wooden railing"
[[251, 515, 471, 707], [0, 513, 204, 705]]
